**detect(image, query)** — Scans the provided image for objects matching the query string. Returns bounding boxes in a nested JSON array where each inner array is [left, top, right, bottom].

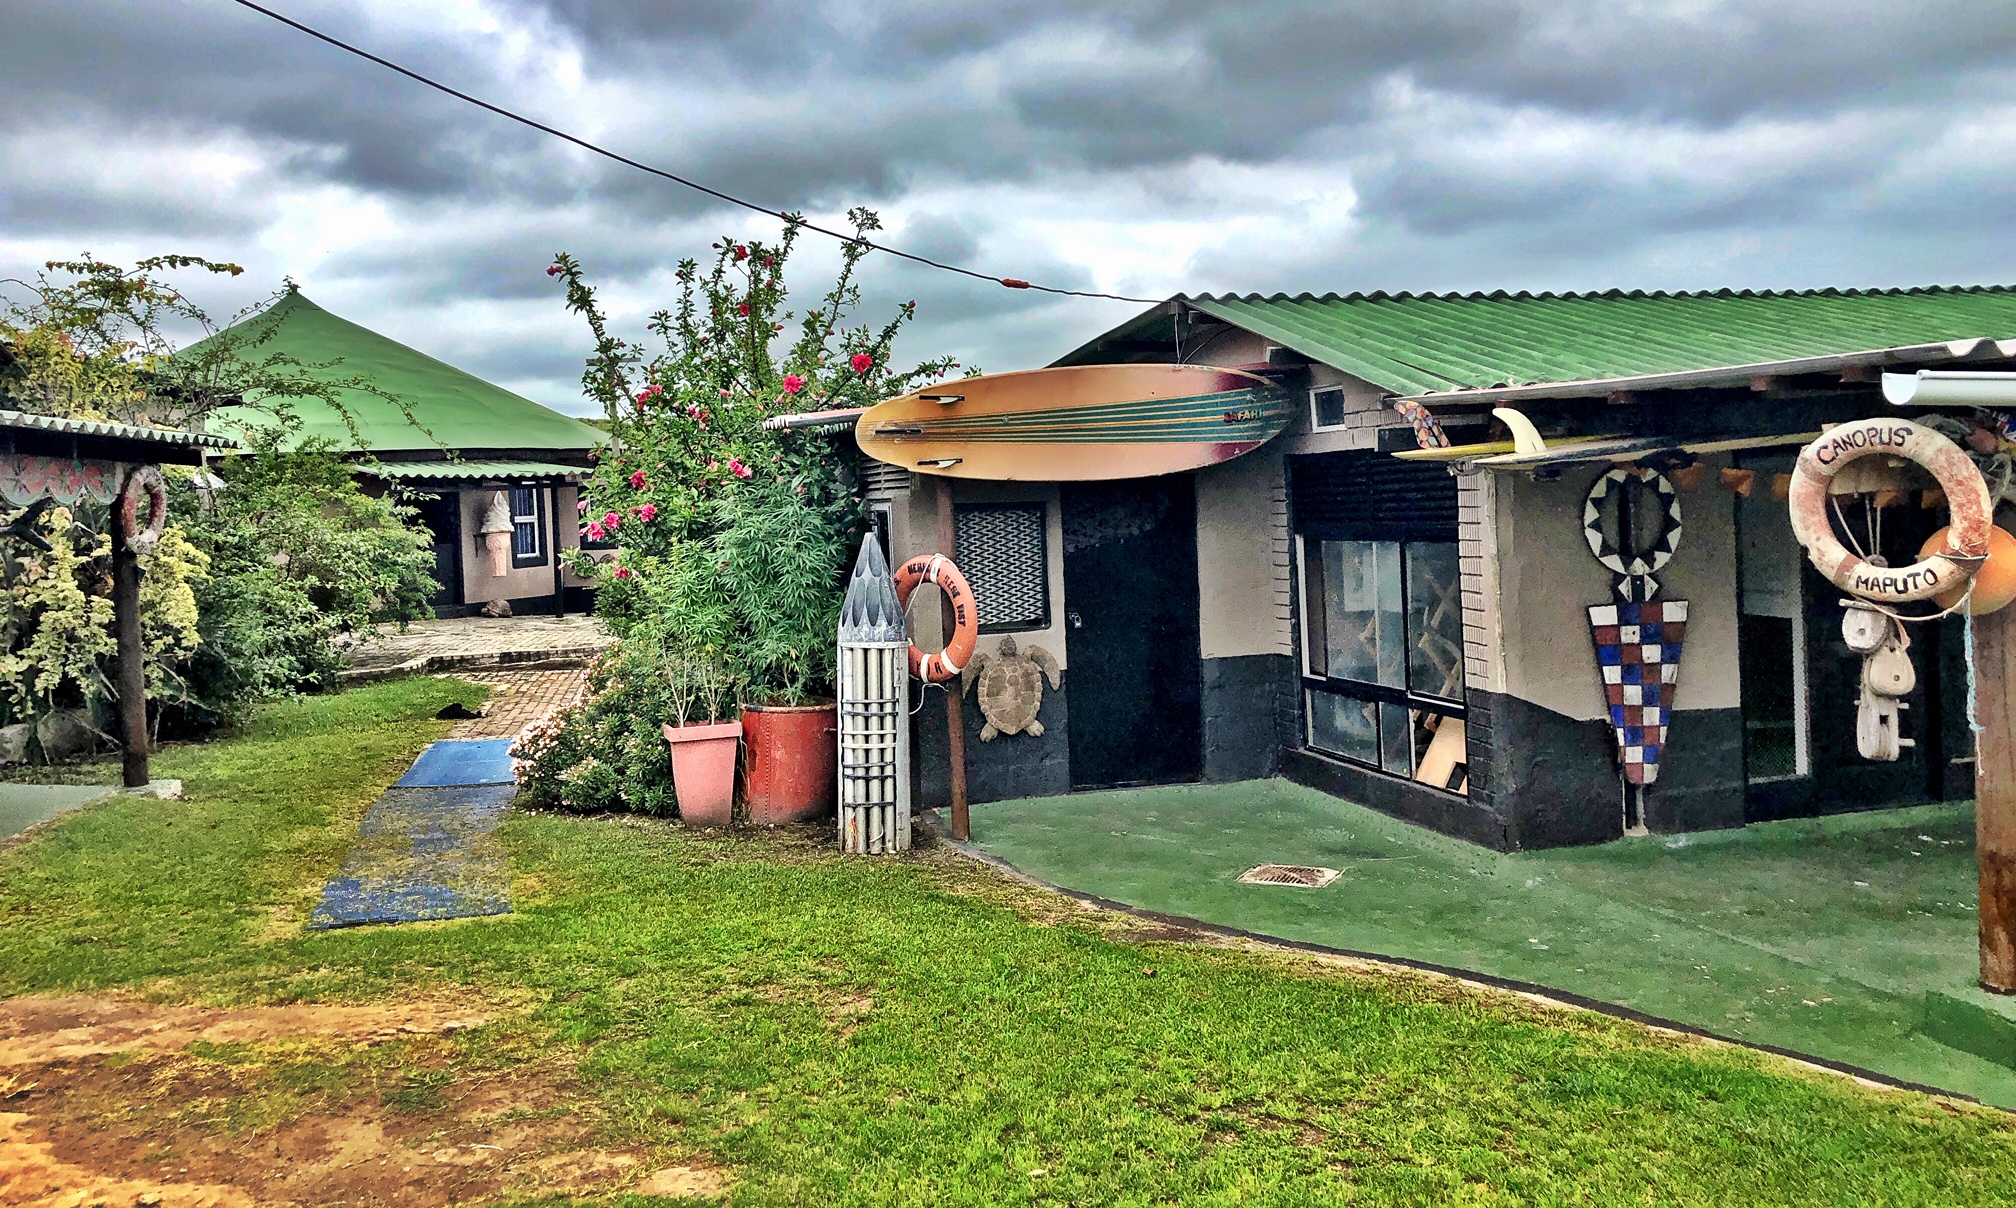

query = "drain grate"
[[1236, 864, 1340, 888]]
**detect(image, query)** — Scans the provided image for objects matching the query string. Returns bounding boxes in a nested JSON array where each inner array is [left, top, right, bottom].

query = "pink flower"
[[796, 484, 806, 496], [851, 352, 874, 374], [734, 244, 748, 261], [706, 460, 719, 472], [634, 502, 657, 522], [602, 511, 622, 531], [584, 522, 606, 541], [737, 302, 750, 316], [613, 565, 634, 579], [782, 374, 806, 395], [577, 499, 587, 513], [547, 265, 562, 276], [728, 458, 752, 479], [629, 470, 648, 491], [718, 388, 730, 397]]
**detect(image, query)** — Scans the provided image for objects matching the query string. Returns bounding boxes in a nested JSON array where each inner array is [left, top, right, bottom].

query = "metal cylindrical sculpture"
[[837, 536, 911, 853]]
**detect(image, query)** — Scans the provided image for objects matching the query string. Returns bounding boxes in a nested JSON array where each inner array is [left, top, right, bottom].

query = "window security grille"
[[954, 504, 1049, 632]]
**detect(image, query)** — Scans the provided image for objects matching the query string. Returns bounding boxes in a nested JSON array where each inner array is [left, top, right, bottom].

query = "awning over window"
[[360, 460, 587, 483]]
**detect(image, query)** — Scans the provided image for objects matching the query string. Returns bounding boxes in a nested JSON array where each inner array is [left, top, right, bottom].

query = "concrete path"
[[0, 783, 117, 840], [339, 615, 613, 681], [959, 779, 2016, 1108]]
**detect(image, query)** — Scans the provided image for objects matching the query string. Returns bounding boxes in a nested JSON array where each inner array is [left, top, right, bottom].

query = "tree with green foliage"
[[0, 255, 438, 748], [534, 210, 965, 813], [551, 209, 962, 704]]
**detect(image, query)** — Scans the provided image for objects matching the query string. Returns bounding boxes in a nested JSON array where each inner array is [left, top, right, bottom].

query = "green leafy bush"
[[161, 427, 437, 733], [0, 503, 207, 742], [553, 210, 963, 709]]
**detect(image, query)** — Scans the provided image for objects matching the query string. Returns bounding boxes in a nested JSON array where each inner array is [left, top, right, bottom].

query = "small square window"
[[1311, 388, 1347, 430], [955, 504, 1050, 632]]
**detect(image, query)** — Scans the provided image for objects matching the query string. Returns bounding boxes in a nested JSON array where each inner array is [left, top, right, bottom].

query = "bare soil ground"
[[0, 996, 728, 1207]]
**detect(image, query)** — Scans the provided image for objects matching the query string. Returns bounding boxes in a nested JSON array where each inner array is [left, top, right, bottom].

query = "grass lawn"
[[0, 678, 2013, 1204]]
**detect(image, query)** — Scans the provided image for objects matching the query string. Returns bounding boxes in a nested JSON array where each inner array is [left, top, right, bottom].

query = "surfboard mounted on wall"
[[854, 364, 1293, 481]]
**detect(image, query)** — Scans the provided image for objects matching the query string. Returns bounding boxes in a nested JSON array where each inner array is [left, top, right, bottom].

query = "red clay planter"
[[741, 701, 838, 826], [662, 720, 741, 828]]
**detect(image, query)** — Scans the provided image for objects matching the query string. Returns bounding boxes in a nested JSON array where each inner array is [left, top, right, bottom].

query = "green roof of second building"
[[1063, 285, 2016, 398], [202, 291, 602, 456]]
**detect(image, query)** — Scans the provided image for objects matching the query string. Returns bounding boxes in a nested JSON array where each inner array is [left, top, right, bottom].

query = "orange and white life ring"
[[1788, 418, 1992, 604], [117, 465, 169, 556], [894, 553, 978, 682]]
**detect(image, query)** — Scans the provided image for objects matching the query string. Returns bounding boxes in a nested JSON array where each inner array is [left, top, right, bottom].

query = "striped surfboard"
[[855, 364, 1293, 481]]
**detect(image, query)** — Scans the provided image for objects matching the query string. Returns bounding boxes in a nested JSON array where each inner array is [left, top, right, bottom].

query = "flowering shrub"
[[551, 208, 965, 709]]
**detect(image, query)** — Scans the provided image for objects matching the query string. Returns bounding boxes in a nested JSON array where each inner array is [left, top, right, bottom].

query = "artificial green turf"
[[1, 679, 2014, 1205], [960, 778, 2016, 1109]]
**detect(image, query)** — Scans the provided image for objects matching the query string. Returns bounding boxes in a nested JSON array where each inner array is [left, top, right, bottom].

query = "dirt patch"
[[0, 995, 729, 1206], [0, 997, 488, 1068]]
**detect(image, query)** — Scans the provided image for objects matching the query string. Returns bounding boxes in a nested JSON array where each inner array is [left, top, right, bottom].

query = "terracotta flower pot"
[[663, 719, 741, 828], [741, 701, 838, 826]]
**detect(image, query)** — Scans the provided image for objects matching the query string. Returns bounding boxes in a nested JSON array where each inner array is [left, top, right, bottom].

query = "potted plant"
[[550, 210, 962, 827], [715, 481, 842, 826], [661, 652, 739, 828]]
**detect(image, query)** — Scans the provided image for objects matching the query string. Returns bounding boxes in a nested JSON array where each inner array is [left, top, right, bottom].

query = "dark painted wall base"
[[1281, 746, 1511, 850], [915, 679, 1072, 807], [1466, 690, 1748, 849], [1201, 653, 1297, 783]]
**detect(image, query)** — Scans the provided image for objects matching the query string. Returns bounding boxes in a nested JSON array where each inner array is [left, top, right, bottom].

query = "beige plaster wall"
[[1196, 450, 1286, 659], [1496, 457, 1742, 720], [460, 486, 569, 604]]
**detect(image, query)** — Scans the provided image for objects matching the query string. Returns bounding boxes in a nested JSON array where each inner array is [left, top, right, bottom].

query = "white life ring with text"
[[1787, 418, 1991, 604]]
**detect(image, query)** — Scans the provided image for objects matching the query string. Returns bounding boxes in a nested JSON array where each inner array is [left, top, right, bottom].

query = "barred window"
[[955, 504, 1050, 633]]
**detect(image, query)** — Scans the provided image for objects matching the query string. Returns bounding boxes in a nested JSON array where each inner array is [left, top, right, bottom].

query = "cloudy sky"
[[6, 1, 2016, 416]]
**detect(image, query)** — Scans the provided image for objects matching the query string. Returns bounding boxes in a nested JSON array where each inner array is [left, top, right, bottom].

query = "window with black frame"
[[1291, 452, 1469, 794], [509, 486, 545, 567]]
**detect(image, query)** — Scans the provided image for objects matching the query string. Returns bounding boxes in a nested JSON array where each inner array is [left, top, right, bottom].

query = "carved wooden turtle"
[[961, 636, 1062, 741]]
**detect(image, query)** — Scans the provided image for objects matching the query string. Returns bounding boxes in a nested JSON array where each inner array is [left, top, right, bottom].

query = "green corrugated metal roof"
[[0, 409, 238, 449], [363, 460, 586, 481], [199, 291, 603, 454], [1060, 286, 2016, 398]]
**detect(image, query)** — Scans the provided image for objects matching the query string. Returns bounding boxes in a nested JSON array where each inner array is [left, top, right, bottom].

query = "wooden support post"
[[547, 485, 565, 618], [935, 481, 970, 841], [1976, 600, 2016, 991], [112, 533, 148, 790]]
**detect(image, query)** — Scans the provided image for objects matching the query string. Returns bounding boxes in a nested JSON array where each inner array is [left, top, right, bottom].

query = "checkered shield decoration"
[[1588, 600, 1688, 785]]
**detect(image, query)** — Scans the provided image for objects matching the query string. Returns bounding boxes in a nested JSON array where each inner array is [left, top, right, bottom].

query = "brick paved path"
[[446, 669, 591, 739], [340, 616, 615, 680]]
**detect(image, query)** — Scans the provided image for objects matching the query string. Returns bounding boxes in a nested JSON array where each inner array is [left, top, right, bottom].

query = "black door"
[[1060, 476, 1203, 789], [410, 491, 463, 611], [1803, 557, 1944, 814]]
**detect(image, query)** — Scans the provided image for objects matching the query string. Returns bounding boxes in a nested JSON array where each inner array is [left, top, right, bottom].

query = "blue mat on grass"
[[397, 738, 516, 787], [308, 740, 518, 929]]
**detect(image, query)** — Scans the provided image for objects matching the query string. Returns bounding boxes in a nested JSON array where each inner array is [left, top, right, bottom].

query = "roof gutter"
[[1391, 337, 2016, 407], [1882, 370, 2016, 407]]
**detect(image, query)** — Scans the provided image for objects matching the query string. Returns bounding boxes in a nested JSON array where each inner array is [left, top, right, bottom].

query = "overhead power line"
[[224, 0, 1162, 304]]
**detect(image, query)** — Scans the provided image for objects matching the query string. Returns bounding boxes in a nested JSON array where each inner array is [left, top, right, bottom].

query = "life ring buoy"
[[1788, 418, 1992, 604], [117, 466, 169, 556], [894, 553, 978, 682]]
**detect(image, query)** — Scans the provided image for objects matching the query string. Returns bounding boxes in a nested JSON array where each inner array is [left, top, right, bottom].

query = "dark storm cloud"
[[6, 0, 2016, 412]]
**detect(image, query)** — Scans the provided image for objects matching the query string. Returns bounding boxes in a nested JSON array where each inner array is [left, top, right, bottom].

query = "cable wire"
[[224, 0, 1163, 304]]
